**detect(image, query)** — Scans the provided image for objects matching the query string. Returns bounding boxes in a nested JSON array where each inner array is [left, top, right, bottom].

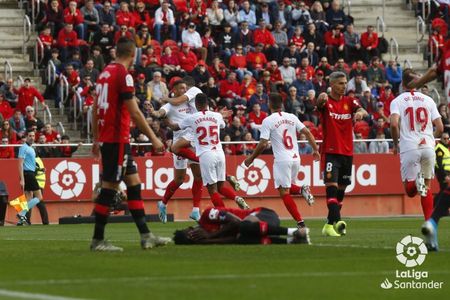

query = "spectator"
[[217, 23, 236, 63], [240, 73, 257, 101], [246, 43, 268, 79], [115, 2, 135, 33], [206, 0, 224, 34], [79, 59, 99, 84], [239, 1, 257, 30], [324, 24, 345, 64], [256, 2, 276, 30], [369, 133, 389, 154], [289, 26, 306, 53], [92, 23, 114, 56], [161, 46, 183, 79], [81, 0, 100, 40], [385, 60, 402, 94], [379, 86, 395, 116], [242, 132, 256, 155], [39, 26, 54, 67], [266, 61, 285, 87], [98, 1, 116, 30], [360, 25, 379, 64], [64, 1, 85, 40], [154, 1, 177, 42], [46, 0, 64, 37], [248, 103, 267, 140], [17, 79, 46, 115], [282, 43, 302, 68], [0, 91, 13, 120], [8, 110, 26, 139], [236, 21, 254, 52], [438, 103, 450, 135], [369, 117, 391, 140], [114, 25, 134, 44], [143, 45, 162, 71], [133, 1, 152, 29], [304, 89, 318, 125], [219, 72, 242, 108], [253, 18, 277, 61], [326, 0, 349, 28], [35, 135, 54, 158], [279, 57, 297, 86], [203, 77, 220, 108], [40, 123, 60, 143], [208, 57, 227, 82], [367, 56, 387, 89], [312, 70, 328, 95], [359, 87, 376, 114], [135, 25, 152, 53], [344, 24, 362, 63], [135, 74, 149, 105], [297, 57, 315, 80], [89, 46, 105, 71], [0, 137, 14, 158], [229, 44, 251, 82], [57, 23, 79, 62], [55, 135, 81, 157], [182, 22, 207, 62], [0, 119, 17, 143], [285, 86, 306, 120], [300, 42, 320, 68], [276, 1, 292, 34], [272, 20, 289, 55], [310, 1, 327, 32], [261, 70, 278, 95], [248, 83, 269, 113], [225, 116, 247, 141], [147, 72, 169, 109], [191, 61, 211, 88], [291, 71, 314, 99], [353, 132, 368, 154], [222, 134, 235, 155], [179, 44, 198, 73], [1, 78, 18, 107], [302, 22, 324, 59], [298, 133, 313, 154], [141, 100, 153, 119], [24, 106, 44, 132], [224, 0, 241, 34], [349, 59, 367, 79], [347, 74, 369, 98], [316, 56, 333, 80], [291, 1, 312, 28]]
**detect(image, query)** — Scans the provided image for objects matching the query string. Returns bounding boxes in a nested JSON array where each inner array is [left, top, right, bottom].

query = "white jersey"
[[390, 91, 440, 153], [184, 86, 203, 113], [180, 110, 225, 157], [260, 111, 305, 162], [160, 102, 193, 141]]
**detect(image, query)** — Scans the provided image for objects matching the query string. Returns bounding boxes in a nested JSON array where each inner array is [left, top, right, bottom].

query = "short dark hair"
[[269, 93, 283, 110], [61, 135, 70, 140], [195, 93, 208, 109], [173, 229, 195, 245], [183, 76, 195, 88], [116, 37, 136, 59], [172, 79, 184, 88], [402, 68, 416, 87]]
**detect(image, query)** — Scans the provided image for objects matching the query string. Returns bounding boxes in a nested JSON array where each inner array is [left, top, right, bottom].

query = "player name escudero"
[[274, 119, 295, 128], [194, 116, 218, 125], [328, 112, 352, 120]]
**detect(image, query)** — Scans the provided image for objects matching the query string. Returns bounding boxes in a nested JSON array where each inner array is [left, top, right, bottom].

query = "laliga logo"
[[396, 235, 428, 268], [50, 160, 86, 200], [236, 158, 270, 195]]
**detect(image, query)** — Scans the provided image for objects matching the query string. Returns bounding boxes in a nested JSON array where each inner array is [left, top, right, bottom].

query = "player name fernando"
[[195, 117, 218, 124]]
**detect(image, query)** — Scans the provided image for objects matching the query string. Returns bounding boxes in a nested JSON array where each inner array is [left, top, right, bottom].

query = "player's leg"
[[322, 154, 341, 237], [216, 150, 249, 209], [290, 160, 314, 206], [400, 150, 421, 197], [422, 186, 449, 251], [189, 163, 203, 221], [33, 189, 49, 225], [201, 152, 225, 207], [18, 173, 41, 225], [419, 148, 436, 220], [333, 155, 352, 235], [171, 137, 199, 162]]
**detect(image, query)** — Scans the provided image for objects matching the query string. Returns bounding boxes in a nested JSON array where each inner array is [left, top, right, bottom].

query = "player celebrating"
[[317, 72, 368, 237], [390, 69, 443, 222], [149, 80, 204, 222], [169, 93, 249, 209], [244, 93, 319, 231], [91, 37, 171, 252]]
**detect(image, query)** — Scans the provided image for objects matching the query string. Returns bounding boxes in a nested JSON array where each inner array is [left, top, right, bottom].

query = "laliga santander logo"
[[396, 235, 428, 268], [50, 160, 86, 200], [236, 158, 270, 195]]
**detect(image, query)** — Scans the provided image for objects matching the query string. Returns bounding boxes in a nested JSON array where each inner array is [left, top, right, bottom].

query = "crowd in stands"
[[1, 0, 449, 158]]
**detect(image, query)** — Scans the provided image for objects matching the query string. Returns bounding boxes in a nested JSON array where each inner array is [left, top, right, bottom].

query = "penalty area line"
[[0, 288, 91, 300]]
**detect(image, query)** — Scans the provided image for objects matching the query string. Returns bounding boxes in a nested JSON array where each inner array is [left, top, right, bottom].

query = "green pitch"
[[0, 218, 449, 300]]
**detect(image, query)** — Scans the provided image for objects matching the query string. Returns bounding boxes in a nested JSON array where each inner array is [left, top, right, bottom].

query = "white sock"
[[192, 207, 200, 213], [287, 237, 294, 244], [287, 228, 297, 236]]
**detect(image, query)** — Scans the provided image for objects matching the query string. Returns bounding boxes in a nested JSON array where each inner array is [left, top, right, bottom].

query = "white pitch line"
[[0, 288, 91, 300]]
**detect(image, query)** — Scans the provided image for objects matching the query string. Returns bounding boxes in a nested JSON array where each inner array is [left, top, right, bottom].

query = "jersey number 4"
[[197, 125, 219, 146], [96, 83, 109, 111], [405, 107, 428, 131]]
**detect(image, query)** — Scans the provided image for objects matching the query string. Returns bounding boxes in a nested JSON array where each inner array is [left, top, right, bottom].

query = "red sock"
[[421, 189, 433, 220], [162, 181, 182, 204], [405, 181, 417, 197], [282, 194, 302, 222], [290, 184, 301, 195], [192, 179, 203, 207], [211, 192, 225, 207], [219, 186, 237, 200], [177, 147, 199, 162]]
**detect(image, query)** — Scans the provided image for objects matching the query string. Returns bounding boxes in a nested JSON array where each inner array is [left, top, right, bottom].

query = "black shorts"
[[255, 208, 280, 228], [101, 143, 137, 183], [24, 171, 40, 192], [323, 154, 353, 186]]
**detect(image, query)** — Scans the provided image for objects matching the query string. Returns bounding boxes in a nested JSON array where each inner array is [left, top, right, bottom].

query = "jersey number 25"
[[197, 125, 219, 146]]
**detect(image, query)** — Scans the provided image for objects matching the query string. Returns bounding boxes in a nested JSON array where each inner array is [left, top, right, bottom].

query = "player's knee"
[[326, 186, 338, 198], [97, 188, 117, 206], [170, 144, 180, 154], [127, 184, 141, 200], [240, 221, 261, 237], [336, 189, 345, 202]]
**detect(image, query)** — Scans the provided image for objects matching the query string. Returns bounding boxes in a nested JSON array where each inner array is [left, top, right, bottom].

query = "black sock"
[[93, 213, 108, 240], [269, 237, 288, 244], [326, 186, 339, 224], [130, 209, 150, 234], [36, 202, 49, 225], [431, 190, 450, 224], [267, 224, 288, 236], [337, 189, 345, 211]]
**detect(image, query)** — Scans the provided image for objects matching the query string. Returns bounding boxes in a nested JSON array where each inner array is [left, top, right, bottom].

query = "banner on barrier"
[[0, 154, 416, 201]]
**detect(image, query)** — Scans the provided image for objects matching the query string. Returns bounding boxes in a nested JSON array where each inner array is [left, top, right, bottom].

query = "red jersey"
[[95, 63, 135, 143], [320, 95, 360, 156], [199, 207, 262, 233]]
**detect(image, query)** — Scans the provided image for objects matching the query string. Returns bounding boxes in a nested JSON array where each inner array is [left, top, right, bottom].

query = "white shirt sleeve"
[[184, 86, 202, 104], [160, 103, 170, 115], [390, 99, 400, 115], [218, 113, 226, 129], [259, 118, 271, 140], [179, 115, 192, 130], [430, 101, 441, 121], [295, 118, 306, 133]]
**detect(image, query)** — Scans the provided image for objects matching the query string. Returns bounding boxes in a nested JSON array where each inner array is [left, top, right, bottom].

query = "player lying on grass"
[[173, 207, 310, 245], [167, 93, 249, 209], [245, 93, 319, 231]]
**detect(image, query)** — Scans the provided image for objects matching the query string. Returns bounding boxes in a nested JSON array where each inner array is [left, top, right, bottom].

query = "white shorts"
[[199, 150, 226, 186], [172, 129, 196, 170], [273, 159, 300, 188], [400, 148, 435, 181]]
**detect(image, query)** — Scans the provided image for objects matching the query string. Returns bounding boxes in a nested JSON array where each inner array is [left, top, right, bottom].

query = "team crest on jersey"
[[125, 74, 134, 87], [343, 103, 349, 111]]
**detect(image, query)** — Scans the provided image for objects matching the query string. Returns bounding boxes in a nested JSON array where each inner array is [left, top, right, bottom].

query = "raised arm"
[[244, 138, 268, 167]]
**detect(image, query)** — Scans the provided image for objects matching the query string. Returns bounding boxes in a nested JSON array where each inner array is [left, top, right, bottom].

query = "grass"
[[0, 218, 449, 300]]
